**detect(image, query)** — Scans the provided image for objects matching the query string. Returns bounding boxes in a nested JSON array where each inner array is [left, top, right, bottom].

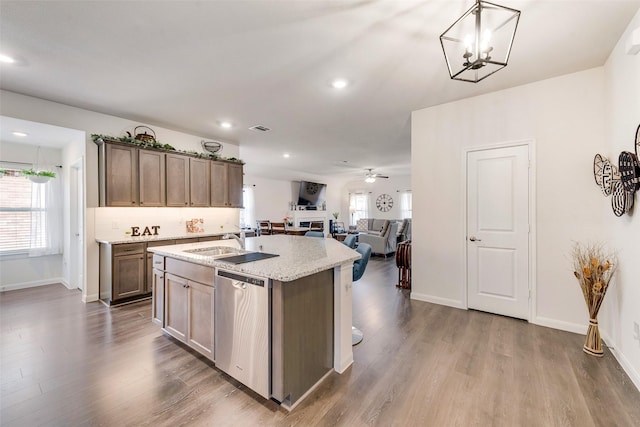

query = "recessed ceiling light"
[[283, 153, 290, 158], [0, 54, 16, 64], [220, 121, 232, 129], [12, 131, 28, 137], [331, 79, 348, 89]]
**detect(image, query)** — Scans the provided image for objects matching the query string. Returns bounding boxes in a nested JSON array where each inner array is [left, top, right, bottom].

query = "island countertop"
[[147, 235, 360, 282]]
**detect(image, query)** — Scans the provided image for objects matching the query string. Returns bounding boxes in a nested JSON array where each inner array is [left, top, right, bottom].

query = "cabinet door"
[[189, 158, 210, 207], [112, 253, 145, 300], [210, 161, 227, 207], [139, 150, 166, 206], [166, 154, 189, 207], [227, 163, 244, 208], [105, 143, 138, 206], [165, 273, 188, 342], [187, 280, 214, 358], [152, 268, 165, 326]]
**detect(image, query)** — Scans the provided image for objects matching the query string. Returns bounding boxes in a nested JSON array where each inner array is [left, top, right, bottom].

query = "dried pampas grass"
[[572, 242, 617, 356]]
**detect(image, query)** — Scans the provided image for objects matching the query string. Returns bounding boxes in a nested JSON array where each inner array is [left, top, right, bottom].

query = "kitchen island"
[[148, 235, 360, 409]]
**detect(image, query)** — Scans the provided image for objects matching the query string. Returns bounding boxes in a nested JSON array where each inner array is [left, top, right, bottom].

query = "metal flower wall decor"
[[593, 124, 640, 216]]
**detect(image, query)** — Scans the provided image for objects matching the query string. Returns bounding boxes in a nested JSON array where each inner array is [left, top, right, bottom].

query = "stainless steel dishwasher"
[[214, 269, 270, 399]]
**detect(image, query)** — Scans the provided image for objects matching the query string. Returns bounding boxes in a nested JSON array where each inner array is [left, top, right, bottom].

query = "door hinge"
[[528, 289, 531, 299]]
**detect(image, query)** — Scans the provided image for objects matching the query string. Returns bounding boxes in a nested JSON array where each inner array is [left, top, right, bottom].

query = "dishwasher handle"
[[232, 281, 247, 290]]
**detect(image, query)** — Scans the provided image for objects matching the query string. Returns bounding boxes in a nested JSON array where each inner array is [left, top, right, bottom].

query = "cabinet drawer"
[[165, 257, 214, 286], [113, 243, 145, 255], [176, 237, 199, 244], [147, 239, 176, 248], [152, 254, 165, 270]]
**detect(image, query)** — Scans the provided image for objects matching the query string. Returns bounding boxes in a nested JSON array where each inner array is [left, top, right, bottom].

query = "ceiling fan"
[[365, 168, 389, 183]]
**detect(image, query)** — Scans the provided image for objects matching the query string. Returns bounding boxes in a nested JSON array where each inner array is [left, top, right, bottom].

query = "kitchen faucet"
[[223, 229, 246, 250]]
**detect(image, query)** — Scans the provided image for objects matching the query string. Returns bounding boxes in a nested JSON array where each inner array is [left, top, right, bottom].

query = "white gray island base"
[[147, 235, 360, 410]]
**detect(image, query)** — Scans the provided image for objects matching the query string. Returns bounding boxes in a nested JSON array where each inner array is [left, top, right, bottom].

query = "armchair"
[[358, 221, 398, 256]]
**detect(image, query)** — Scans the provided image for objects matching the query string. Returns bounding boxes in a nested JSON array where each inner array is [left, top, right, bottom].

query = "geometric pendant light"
[[440, 0, 521, 83]]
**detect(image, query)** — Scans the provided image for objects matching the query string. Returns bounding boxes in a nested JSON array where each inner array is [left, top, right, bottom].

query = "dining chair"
[[304, 231, 324, 238], [257, 220, 271, 236], [309, 221, 324, 232], [352, 242, 371, 345], [271, 222, 286, 234], [342, 234, 357, 249]]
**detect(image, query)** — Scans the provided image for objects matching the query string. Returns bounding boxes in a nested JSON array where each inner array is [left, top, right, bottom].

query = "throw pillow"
[[356, 219, 368, 232]]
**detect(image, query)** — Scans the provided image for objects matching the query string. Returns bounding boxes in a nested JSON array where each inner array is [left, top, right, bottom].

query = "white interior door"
[[467, 145, 529, 320]]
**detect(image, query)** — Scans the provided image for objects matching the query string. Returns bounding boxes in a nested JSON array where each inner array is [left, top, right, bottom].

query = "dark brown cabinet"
[[97, 139, 243, 208], [100, 239, 174, 306], [139, 150, 166, 206], [104, 143, 138, 206], [211, 161, 244, 208], [99, 243, 146, 304], [166, 153, 190, 207], [189, 158, 210, 207]]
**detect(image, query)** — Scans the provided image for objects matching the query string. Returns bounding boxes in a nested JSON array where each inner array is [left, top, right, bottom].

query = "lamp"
[[349, 206, 356, 225], [364, 176, 375, 183], [440, 0, 520, 83]]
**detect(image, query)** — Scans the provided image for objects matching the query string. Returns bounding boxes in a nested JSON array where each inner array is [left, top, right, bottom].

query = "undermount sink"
[[184, 246, 247, 257]]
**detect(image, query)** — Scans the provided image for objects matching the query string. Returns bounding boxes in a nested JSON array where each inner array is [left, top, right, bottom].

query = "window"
[[400, 191, 412, 219], [0, 168, 62, 256], [349, 193, 369, 225], [239, 185, 255, 229]]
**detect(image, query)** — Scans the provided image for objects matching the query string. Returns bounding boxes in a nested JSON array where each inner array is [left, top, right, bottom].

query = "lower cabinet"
[[151, 267, 165, 326], [100, 242, 147, 304], [163, 263, 215, 360]]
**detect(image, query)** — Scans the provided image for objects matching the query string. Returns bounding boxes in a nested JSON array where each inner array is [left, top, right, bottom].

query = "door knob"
[[469, 236, 482, 242]]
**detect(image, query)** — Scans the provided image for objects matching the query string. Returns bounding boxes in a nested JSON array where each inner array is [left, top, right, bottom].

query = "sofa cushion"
[[356, 219, 368, 232], [371, 219, 387, 234]]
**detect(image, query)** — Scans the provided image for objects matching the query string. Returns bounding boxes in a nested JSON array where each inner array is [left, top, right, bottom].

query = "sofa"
[[357, 219, 399, 256]]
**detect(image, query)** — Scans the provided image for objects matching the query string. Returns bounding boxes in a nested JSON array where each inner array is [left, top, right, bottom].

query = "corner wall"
[[600, 9, 640, 390]]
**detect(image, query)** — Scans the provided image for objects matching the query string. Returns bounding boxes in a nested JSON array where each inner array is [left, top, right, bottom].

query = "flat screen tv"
[[297, 181, 327, 207]]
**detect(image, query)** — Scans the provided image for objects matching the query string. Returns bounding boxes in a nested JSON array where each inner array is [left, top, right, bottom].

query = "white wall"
[[0, 90, 240, 302], [600, 9, 640, 390], [412, 13, 640, 389], [344, 175, 411, 224], [244, 173, 346, 226]]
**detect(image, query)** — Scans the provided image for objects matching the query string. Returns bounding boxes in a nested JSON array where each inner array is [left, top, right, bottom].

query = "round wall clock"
[[376, 194, 393, 212], [305, 182, 319, 194]]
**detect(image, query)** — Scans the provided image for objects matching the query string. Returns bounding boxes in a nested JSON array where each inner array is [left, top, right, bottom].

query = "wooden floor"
[[2, 257, 639, 426]]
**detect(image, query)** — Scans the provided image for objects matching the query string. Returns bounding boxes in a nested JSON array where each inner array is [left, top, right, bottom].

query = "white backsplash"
[[94, 207, 240, 241]]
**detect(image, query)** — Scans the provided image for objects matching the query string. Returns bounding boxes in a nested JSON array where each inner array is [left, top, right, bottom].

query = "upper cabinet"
[[166, 153, 190, 207], [139, 150, 166, 207], [211, 161, 243, 208], [104, 143, 138, 206], [189, 158, 210, 207], [97, 139, 243, 208]]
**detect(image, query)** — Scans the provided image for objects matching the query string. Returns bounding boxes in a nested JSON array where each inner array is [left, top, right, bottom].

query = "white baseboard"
[[0, 278, 66, 292], [83, 293, 100, 303], [410, 292, 465, 309], [532, 316, 587, 335], [601, 331, 640, 392]]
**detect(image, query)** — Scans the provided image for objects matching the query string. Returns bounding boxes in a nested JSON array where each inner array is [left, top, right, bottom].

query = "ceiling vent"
[[249, 125, 271, 132]]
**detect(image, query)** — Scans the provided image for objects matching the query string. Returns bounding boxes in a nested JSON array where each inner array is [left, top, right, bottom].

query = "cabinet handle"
[[154, 261, 162, 264], [132, 201, 135, 204], [159, 275, 164, 279]]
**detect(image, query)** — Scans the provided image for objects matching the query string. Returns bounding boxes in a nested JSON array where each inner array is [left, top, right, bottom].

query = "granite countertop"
[[147, 235, 361, 282], [95, 232, 228, 245]]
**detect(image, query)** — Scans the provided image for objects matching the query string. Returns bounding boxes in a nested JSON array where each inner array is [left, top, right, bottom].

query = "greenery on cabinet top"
[[91, 134, 244, 164]]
